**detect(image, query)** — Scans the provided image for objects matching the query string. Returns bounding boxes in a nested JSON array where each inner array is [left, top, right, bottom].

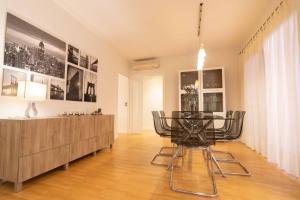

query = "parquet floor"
[[0, 133, 299, 200]]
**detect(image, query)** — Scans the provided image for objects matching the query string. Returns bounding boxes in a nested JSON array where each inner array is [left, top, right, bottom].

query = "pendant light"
[[197, 2, 206, 70]]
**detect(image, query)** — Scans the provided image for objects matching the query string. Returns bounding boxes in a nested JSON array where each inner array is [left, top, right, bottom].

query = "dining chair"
[[218, 110, 233, 132], [159, 111, 172, 131], [206, 110, 233, 133], [169, 111, 218, 197], [151, 111, 176, 166], [208, 111, 250, 176]]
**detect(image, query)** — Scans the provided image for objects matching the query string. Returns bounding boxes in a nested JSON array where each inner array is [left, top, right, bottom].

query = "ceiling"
[[53, 0, 275, 60]]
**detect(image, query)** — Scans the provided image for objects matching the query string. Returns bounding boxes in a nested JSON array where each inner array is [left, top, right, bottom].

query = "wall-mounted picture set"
[[50, 79, 65, 100], [84, 71, 97, 102], [90, 56, 98, 72], [68, 44, 79, 65], [1, 68, 26, 96], [3, 13, 66, 79], [66, 65, 83, 101], [2, 12, 99, 103]]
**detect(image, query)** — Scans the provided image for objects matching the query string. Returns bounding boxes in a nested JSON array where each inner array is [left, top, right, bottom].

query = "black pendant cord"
[[198, 2, 204, 38]]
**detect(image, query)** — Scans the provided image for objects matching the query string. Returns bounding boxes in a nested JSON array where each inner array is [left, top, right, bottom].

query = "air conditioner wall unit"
[[131, 58, 160, 71]]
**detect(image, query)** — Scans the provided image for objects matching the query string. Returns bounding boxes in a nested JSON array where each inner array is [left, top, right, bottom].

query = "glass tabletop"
[[162, 111, 228, 120]]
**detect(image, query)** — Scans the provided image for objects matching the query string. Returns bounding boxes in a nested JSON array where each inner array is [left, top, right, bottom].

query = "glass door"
[[202, 69, 223, 89], [203, 92, 223, 112]]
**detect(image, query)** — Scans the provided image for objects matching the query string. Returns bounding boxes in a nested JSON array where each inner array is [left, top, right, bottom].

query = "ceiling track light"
[[197, 1, 206, 70]]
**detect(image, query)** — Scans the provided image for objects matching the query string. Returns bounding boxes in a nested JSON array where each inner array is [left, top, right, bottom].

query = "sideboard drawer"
[[20, 118, 70, 157], [18, 145, 69, 182], [69, 138, 96, 161]]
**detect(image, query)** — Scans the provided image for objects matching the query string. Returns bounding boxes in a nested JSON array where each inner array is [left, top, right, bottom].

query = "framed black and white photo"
[[30, 74, 49, 98], [66, 65, 83, 101], [67, 44, 79, 65], [50, 79, 65, 100], [90, 56, 98, 72], [79, 51, 89, 69], [30, 74, 48, 85], [84, 71, 97, 102], [1, 68, 26, 96], [4, 13, 66, 79]]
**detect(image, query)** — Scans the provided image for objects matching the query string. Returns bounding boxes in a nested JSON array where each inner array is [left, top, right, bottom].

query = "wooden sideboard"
[[0, 115, 114, 192]]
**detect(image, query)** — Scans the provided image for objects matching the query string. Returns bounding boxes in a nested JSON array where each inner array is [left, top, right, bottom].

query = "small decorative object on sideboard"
[[92, 108, 102, 115], [60, 112, 86, 116]]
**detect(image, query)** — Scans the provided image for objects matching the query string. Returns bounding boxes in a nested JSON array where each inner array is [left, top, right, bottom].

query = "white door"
[[142, 76, 164, 132], [117, 74, 129, 133], [129, 79, 143, 133]]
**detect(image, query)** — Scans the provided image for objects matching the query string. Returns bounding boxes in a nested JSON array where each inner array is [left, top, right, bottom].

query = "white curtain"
[[242, 45, 267, 156], [241, 1, 300, 177], [263, 12, 300, 176]]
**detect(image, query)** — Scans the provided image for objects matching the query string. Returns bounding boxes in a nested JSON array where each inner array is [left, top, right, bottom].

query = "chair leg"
[[211, 149, 235, 159], [210, 154, 226, 177], [151, 146, 178, 166], [169, 146, 218, 198], [168, 145, 182, 170], [181, 147, 185, 167], [206, 147, 218, 196], [214, 159, 251, 176], [211, 149, 251, 176]]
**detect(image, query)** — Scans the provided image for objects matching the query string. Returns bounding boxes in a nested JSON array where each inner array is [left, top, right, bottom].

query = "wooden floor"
[[0, 133, 300, 200]]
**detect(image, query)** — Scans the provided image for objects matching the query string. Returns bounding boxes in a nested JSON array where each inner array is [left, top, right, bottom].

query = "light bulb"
[[197, 43, 206, 70]]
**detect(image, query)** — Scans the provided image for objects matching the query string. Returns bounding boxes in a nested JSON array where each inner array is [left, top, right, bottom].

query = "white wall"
[[0, 0, 129, 121], [130, 49, 241, 117], [142, 76, 163, 130]]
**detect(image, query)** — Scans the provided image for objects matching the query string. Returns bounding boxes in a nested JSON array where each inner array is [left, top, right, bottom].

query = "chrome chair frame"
[[211, 148, 251, 176], [168, 112, 218, 197], [169, 145, 218, 198], [151, 111, 183, 167], [209, 111, 251, 177], [151, 145, 176, 166]]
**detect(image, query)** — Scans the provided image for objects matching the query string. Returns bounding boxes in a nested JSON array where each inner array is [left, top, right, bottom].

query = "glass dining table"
[[161, 111, 232, 197], [162, 112, 227, 145]]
